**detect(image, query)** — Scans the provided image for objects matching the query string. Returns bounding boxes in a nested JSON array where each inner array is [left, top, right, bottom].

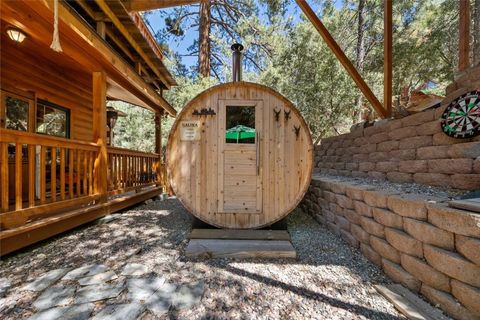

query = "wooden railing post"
[[93, 71, 108, 202], [155, 111, 163, 190]]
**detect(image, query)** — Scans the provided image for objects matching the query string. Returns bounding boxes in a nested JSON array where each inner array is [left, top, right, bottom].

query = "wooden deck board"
[[185, 239, 296, 259], [449, 198, 480, 213], [189, 229, 291, 240], [375, 284, 449, 320]]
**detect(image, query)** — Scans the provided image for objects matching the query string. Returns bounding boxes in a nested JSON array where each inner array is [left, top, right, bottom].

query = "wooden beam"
[[295, 0, 388, 118], [384, 0, 393, 117], [459, 0, 471, 71], [21, 0, 177, 115], [94, 0, 171, 89], [96, 21, 106, 39], [93, 71, 108, 202], [125, 0, 202, 11]]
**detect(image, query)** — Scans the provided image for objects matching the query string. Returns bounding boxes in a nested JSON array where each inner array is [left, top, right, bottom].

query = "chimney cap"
[[231, 43, 244, 51]]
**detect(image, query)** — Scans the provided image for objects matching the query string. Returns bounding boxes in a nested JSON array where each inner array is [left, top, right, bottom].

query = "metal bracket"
[[293, 125, 300, 140], [192, 108, 216, 116], [284, 110, 291, 122], [273, 108, 281, 122]]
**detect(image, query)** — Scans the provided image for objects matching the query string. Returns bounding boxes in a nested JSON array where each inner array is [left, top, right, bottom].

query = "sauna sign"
[[180, 121, 201, 141]]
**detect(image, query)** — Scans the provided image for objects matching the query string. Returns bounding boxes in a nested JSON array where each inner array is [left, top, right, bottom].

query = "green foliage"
[[117, 0, 462, 150]]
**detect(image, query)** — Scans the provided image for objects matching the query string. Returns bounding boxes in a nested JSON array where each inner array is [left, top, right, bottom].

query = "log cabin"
[[0, 0, 177, 255]]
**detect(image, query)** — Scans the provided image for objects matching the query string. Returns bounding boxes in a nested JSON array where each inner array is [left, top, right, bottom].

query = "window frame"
[[1, 89, 35, 132], [35, 99, 71, 139]]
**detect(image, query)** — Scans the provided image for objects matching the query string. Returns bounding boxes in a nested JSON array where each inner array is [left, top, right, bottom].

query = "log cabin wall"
[[0, 33, 94, 142]]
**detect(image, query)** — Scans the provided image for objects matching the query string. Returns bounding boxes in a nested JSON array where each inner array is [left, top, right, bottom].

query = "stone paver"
[[0, 278, 11, 297], [91, 303, 145, 320], [78, 271, 118, 286], [146, 282, 177, 316], [127, 277, 165, 302], [22, 268, 71, 292], [28, 303, 94, 320], [74, 282, 125, 304], [121, 263, 149, 277], [63, 264, 108, 281], [33, 285, 76, 310], [171, 281, 205, 310]]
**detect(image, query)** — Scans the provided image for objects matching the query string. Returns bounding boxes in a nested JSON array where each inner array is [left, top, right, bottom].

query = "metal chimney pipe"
[[231, 43, 244, 82]]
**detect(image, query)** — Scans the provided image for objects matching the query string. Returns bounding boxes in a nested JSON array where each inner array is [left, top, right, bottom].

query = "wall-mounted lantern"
[[6, 27, 27, 43], [106, 106, 126, 146]]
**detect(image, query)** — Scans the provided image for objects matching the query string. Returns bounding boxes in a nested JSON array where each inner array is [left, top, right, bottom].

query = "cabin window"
[[225, 105, 256, 144], [2, 93, 31, 131], [36, 100, 70, 138]]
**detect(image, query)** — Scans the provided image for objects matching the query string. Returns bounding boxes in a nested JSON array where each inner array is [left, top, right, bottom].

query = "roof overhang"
[[0, 0, 176, 116]]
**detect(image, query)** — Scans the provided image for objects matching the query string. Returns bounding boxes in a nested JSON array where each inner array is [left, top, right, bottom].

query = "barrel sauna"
[[167, 45, 313, 229], [167, 81, 313, 229]]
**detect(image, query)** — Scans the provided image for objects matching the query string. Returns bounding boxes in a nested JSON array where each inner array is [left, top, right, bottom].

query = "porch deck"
[[0, 129, 166, 255]]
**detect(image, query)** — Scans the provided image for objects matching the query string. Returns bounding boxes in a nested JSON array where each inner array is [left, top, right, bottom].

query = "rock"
[[421, 284, 479, 320], [400, 254, 450, 292], [427, 158, 473, 174], [28, 303, 94, 320], [121, 263, 149, 277], [370, 236, 401, 263], [385, 228, 423, 258], [334, 215, 350, 231], [353, 200, 373, 217], [95, 214, 121, 225], [451, 279, 480, 315], [363, 190, 391, 208], [424, 244, 480, 287], [398, 160, 427, 173], [33, 285, 76, 310], [343, 209, 360, 225], [78, 271, 118, 286], [0, 278, 11, 297], [387, 195, 428, 220], [340, 230, 359, 248], [127, 277, 165, 302], [455, 235, 480, 265], [403, 218, 454, 250], [22, 268, 71, 292], [92, 303, 145, 320], [413, 173, 450, 187], [382, 259, 421, 292], [372, 208, 403, 229], [350, 224, 370, 244], [74, 282, 125, 304], [146, 282, 177, 316], [63, 265, 108, 281], [428, 204, 480, 237], [360, 244, 382, 267], [171, 281, 204, 309], [360, 217, 385, 238]]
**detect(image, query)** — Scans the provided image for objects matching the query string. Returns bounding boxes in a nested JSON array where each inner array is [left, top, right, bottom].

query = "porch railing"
[[107, 146, 162, 196], [0, 129, 101, 230]]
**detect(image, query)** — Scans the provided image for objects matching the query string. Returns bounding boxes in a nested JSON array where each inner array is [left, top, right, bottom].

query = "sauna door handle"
[[256, 132, 260, 175]]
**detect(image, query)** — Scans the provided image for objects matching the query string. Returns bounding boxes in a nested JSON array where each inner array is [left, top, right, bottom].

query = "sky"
[[144, 0, 344, 69]]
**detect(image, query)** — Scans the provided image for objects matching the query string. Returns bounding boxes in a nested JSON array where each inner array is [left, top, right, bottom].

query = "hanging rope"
[[50, 0, 63, 52]]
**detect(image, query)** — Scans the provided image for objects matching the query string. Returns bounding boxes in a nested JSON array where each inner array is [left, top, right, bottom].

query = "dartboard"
[[440, 90, 480, 138]]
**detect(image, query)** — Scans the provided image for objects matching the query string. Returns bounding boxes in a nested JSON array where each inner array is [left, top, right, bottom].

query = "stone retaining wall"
[[315, 66, 480, 190], [301, 176, 480, 320]]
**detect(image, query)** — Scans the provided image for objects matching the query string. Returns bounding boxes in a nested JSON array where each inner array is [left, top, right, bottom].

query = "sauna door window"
[[225, 105, 256, 144], [36, 100, 70, 138]]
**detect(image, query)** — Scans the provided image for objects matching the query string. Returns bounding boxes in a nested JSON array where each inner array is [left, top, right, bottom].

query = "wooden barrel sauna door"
[[167, 82, 313, 229]]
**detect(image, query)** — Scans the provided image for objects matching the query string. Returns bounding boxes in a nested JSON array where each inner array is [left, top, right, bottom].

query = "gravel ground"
[[0, 199, 403, 320], [313, 172, 468, 200]]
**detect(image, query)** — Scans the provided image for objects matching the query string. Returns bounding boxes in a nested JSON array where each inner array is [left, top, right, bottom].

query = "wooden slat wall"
[[167, 82, 314, 229], [0, 35, 94, 142]]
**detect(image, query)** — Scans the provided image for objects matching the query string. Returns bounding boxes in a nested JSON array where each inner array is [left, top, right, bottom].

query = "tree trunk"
[[355, 0, 366, 122], [198, 1, 211, 77], [474, 0, 480, 65]]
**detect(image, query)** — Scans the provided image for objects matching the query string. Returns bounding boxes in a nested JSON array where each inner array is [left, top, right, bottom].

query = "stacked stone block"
[[315, 65, 480, 190], [301, 177, 480, 320]]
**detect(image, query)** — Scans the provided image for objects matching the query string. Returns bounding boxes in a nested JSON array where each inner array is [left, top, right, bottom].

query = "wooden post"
[[96, 21, 106, 39], [93, 71, 108, 202], [155, 112, 163, 190], [459, 0, 471, 71], [384, 0, 392, 117], [295, 0, 387, 118]]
